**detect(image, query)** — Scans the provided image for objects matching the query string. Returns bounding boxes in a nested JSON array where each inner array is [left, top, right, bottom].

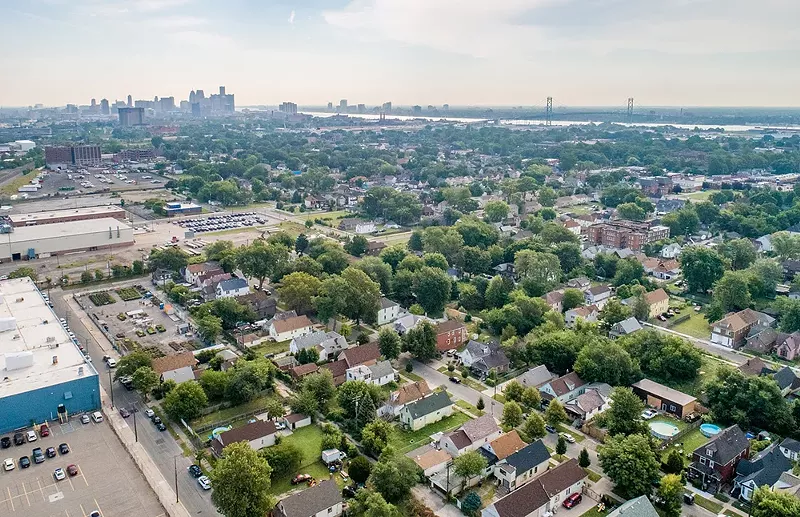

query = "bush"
[[88, 292, 115, 306]]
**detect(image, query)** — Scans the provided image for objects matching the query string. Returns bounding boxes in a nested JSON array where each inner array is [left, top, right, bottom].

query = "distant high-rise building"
[[339, 99, 347, 110], [427, 105, 434, 110], [195, 90, 205, 100], [180, 100, 190, 111], [160, 96, 175, 112], [412, 105, 422, 114], [219, 86, 226, 96], [443, 104, 449, 111], [357, 104, 366, 113], [382, 102, 392, 112], [100, 99, 110, 115], [127, 95, 133, 107], [118, 107, 145, 127], [327, 102, 333, 110], [45, 145, 101, 167], [191, 103, 201, 117], [279, 102, 298, 115], [189, 90, 196, 104], [91, 99, 97, 108]]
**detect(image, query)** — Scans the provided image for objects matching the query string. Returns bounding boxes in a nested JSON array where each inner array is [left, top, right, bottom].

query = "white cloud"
[[288, 10, 295, 24], [323, 0, 800, 58], [170, 30, 235, 49]]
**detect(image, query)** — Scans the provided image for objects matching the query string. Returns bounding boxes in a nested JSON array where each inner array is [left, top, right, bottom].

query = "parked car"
[[1, 437, 10, 449], [152, 416, 162, 425], [26, 430, 37, 442], [67, 464, 79, 476], [14, 433, 25, 446], [59, 443, 70, 455], [188, 465, 202, 478], [90, 511, 101, 517], [19, 456, 30, 468], [54, 467, 66, 481], [119, 408, 130, 418], [545, 425, 557, 434], [45, 447, 57, 458], [3, 458, 14, 471], [39, 424, 49, 437], [448, 376, 461, 384], [197, 476, 211, 490], [156, 423, 166, 432], [560, 432, 576, 444], [342, 485, 358, 498], [80, 414, 90, 425], [32, 448, 44, 464], [562, 493, 582, 509], [145, 409, 155, 418], [91, 411, 103, 423], [641, 409, 658, 420], [291, 474, 312, 485]]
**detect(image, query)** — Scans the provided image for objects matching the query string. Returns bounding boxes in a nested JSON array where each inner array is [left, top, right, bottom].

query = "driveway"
[[411, 360, 504, 419]]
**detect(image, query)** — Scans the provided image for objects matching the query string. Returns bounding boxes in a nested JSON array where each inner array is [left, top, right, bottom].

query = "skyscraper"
[[118, 107, 145, 127], [127, 94, 133, 107], [91, 98, 97, 108], [219, 86, 226, 96], [327, 102, 333, 110], [189, 90, 196, 103], [382, 102, 392, 112], [100, 99, 110, 115], [339, 99, 347, 110]]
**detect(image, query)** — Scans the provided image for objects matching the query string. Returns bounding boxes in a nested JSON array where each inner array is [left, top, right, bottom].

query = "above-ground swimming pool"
[[700, 423, 722, 438], [649, 421, 681, 440]]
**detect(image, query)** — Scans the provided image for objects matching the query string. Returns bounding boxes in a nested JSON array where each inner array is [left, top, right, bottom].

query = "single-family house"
[[773, 366, 800, 398], [779, 438, 800, 462], [366, 240, 387, 257], [566, 277, 591, 290], [151, 351, 198, 384], [151, 268, 174, 287], [435, 320, 468, 353], [733, 443, 794, 502], [493, 263, 518, 281], [345, 360, 396, 386], [339, 342, 381, 368], [655, 198, 685, 214], [377, 297, 401, 325], [565, 305, 599, 327], [321, 360, 349, 386], [539, 371, 586, 404], [711, 309, 775, 349], [482, 459, 587, 517], [274, 480, 343, 517], [607, 496, 659, 517], [413, 448, 452, 477], [782, 259, 800, 281], [379, 380, 432, 417], [492, 439, 551, 492], [543, 290, 564, 313], [459, 340, 510, 376], [584, 285, 612, 309], [394, 314, 432, 335], [744, 327, 781, 355], [289, 331, 347, 361], [215, 278, 250, 299], [688, 425, 750, 492], [400, 391, 454, 431], [269, 315, 313, 342], [441, 414, 502, 457], [776, 332, 800, 361], [631, 378, 697, 418], [236, 291, 277, 319], [652, 259, 681, 281], [289, 362, 319, 381], [513, 365, 554, 391], [564, 383, 612, 423], [184, 262, 220, 284], [644, 288, 669, 319], [283, 413, 311, 431], [479, 431, 528, 470], [737, 357, 774, 377], [661, 243, 682, 259], [609, 317, 643, 338], [273, 355, 299, 371], [212, 420, 281, 456]]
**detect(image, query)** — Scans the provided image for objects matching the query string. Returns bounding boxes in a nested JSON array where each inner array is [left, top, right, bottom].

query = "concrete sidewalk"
[[101, 386, 192, 517]]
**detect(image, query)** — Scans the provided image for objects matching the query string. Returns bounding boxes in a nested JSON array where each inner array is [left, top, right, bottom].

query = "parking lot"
[[173, 211, 270, 234], [14, 169, 169, 200], [77, 286, 197, 355], [0, 416, 164, 517]]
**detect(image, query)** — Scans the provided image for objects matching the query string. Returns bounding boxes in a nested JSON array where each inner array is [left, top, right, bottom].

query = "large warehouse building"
[[8, 206, 127, 227], [0, 218, 134, 261], [0, 277, 100, 433]]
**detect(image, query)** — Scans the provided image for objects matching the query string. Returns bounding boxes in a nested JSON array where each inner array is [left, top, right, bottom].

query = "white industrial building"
[[0, 277, 100, 433], [8, 206, 127, 227], [0, 218, 133, 261]]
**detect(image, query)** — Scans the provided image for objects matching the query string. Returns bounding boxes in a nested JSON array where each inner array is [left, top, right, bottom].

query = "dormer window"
[[706, 449, 713, 457]]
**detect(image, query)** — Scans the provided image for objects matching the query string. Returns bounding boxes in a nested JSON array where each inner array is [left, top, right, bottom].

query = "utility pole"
[[174, 456, 179, 503], [133, 408, 138, 442]]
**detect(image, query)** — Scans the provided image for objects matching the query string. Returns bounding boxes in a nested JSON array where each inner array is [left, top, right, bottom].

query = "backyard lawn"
[[693, 493, 723, 513], [668, 310, 710, 339], [661, 354, 724, 399], [250, 340, 291, 357], [660, 427, 709, 466], [191, 395, 276, 430], [390, 412, 470, 454], [267, 425, 346, 496]]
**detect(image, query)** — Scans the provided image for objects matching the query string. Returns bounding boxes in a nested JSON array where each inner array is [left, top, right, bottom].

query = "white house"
[[440, 414, 502, 457], [274, 480, 343, 517], [661, 243, 683, 259], [492, 440, 551, 492], [459, 340, 501, 368], [345, 360, 396, 386], [290, 331, 347, 360], [269, 315, 313, 342], [212, 420, 281, 455], [151, 352, 198, 384], [215, 278, 250, 299], [377, 297, 401, 325], [584, 285, 612, 309], [378, 380, 432, 417], [355, 222, 376, 234], [779, 438, 800, 462], [184, 262, 220, 284], [564, 383, 611, 423], [565, 305, 599, 327], [400, 391, 453, 431]]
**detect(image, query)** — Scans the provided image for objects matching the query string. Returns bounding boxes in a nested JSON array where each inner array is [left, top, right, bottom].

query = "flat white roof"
[[6, 217, 132, 244], [9, 205, 125, 224], [0, 277, 97, 398]]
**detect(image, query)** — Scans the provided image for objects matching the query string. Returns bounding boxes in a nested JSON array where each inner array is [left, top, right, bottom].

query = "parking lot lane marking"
[[79, 467, 88, 487], [94, 498, 103, 516], [79, 503, 87, 517], [7, 486, 14, 511], [66, 475, 74, 491], [21, 481, 29, 506], [37, 479, 46, 502]]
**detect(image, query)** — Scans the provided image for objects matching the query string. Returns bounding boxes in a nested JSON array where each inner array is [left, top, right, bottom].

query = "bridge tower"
[[545, 97, 553, 126], [627, 97, 634, 121]]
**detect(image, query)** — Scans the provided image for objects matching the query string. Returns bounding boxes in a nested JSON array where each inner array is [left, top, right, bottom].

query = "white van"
[[91, 411, 103, 423]]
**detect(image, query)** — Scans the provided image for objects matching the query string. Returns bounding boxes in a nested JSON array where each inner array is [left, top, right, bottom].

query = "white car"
[[198, 476, 211, 490], [3, 458, 14, 471], [106, 358, 117, 368], [560, 432, 576, 444], [641, 409, 658, 420], [145, 409, 155, 418], [26, 430, 37, 442], [54, 468, 66, 481]]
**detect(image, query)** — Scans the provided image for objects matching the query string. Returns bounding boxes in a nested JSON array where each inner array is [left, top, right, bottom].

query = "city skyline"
[[1, 0, 799, 107]]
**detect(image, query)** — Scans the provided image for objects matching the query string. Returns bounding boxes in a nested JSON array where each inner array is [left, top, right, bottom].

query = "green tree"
[[354, 257, 393, 293], [380, 245, 408, 272], [278, 272, 322, 315], [522, 413, 546, 441], [515, 250, 561, 293], [657, 474, 684, 517], [378, 328, 401, 360], [612, 258, 645, 287], [503, 380, 524, 402], [679, 246, 725, 293], [502, 401, 523, 429], [199, 369, 231, 402], [361, 420, 393, 457], [750, 485, 800, 517], [484, 276, 512, 308], [237, 241, 290, 289], [163, 381, 208, 421], [131, 366, 159, 399], [413, 266, 452, 317], [521, 387, 542, 412], [476, 397, 485, 411], [368, 448, 419, 504], [349, 489, 402, 517], [345, 235, 370, 257], [561, 289, 585, 311], [423, 252, 449, 271], [147, 247, 188, 273], [81, 270, 93, 283], [719, 238, 757, 270], [605, 387, 647, 436], [574, 339, 641, 386], [263, 399, 285, 420], [209, 442, 275, 517], [349, 456, 373, 484], [196, 314, 223, 343], [458, 283, 484, 311], [600, 299, 632, 328], [538, 186, 557, 207], [771, 232, 800, 261], [616, 202, 647, 221], [461, 492, 482, 517], [619, 330, 702, 382], [712, 271, 752, 313], [114, 351, 153, 380], [402, 321, 438, 361], [226, 360, 274, 404], [556, 435, 567, 456], [259, 442, 303, 480], [578, 448, 591, 468], [631, 291, 650, 322], [747, 258, 782, 298], [663, 449, 684, 475], [599, 433, 660, 498], [545, 399, 568, 427], [484, 200, 510, 222], [295, 234, 309, 255], [8, 266, 38, 281], [300, 370, 336, 411], [453, 451, 488, 490], [526, 330, 583, 374]]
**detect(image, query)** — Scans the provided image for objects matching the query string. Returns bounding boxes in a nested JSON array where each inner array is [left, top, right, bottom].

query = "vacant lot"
[[390, 412, 470, 454], [266, 425, 346, 496]]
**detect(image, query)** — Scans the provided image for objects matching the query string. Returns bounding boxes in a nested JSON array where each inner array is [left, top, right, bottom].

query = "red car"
[[67, 464, 79, 476], [562, 493, 582, 509], [39, 425, 49, 438], [291, 474, 312, 485]]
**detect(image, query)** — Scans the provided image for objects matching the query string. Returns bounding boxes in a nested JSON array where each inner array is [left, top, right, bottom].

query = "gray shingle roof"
[[735, 444, 793, 489], [403, 391, 452, 419], [780, 437, 800, 454], [516, 365, 554, 388], [218, 277, 248, 291], [695, 425, 749, 465], [607, 496, 659, 517], [612, 317, 643, 335], [276, 480, 341, 517], [379, 297, 399, 309], [368, 360, 395, 379], [460, 414, 500, 443], [504, 439, 550, 473], [774, 366, 800, 391]]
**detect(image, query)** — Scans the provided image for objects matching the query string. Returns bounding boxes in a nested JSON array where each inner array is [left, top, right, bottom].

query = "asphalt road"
[[410, 359, 504, 419], [51, 289, 221, 517]]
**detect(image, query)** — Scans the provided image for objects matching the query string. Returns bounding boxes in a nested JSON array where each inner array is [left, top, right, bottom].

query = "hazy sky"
[[1, 0, 799, 107]]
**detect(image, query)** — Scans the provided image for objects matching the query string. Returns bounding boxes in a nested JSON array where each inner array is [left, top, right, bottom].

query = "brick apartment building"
[[584, 221, 670, 251], [44, 145, 102, 167]]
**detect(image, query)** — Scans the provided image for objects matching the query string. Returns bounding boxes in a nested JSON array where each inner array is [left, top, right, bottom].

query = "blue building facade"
[[0, 374, 100, 433]]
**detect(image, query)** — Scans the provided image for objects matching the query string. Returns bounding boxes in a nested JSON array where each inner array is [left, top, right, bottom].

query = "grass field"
[[250, 340, 291, 357], [294, 210, 350, 222], [266, 425, 346, 496], [668, 309, 710, 339], [693, 493, 723, 513], [454, 399, 484, 417], [191, 395, 276, 429], [661, 354, 724, 399], [277, 221, 310, 239], [678, 190, 719, 202], [660, 428, 709, 466], [0, 171, 36, 195], [376, 232, 412, 246], [390, 412, 470, 454]]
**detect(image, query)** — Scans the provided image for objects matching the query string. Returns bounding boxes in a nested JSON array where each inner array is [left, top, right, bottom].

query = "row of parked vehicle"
[[3, 442, 71, 473], [174, 212, 267, 233]]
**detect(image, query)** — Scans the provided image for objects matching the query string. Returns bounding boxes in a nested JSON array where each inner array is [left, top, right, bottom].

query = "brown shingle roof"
[[490, 431, 527, 460], [547, 371, 586, 397], [272, 315, 313, 334], [413, 448, 451, 470], [393, 380, 431, 406], [435, 319, 465, 334], [340, 343, 380, 367], [290, 363, 319, 378], [645, 288, 669, 305], [446, 429, 471, 450], [217, 420, 277, 447], [151, 351, 197, 375]]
